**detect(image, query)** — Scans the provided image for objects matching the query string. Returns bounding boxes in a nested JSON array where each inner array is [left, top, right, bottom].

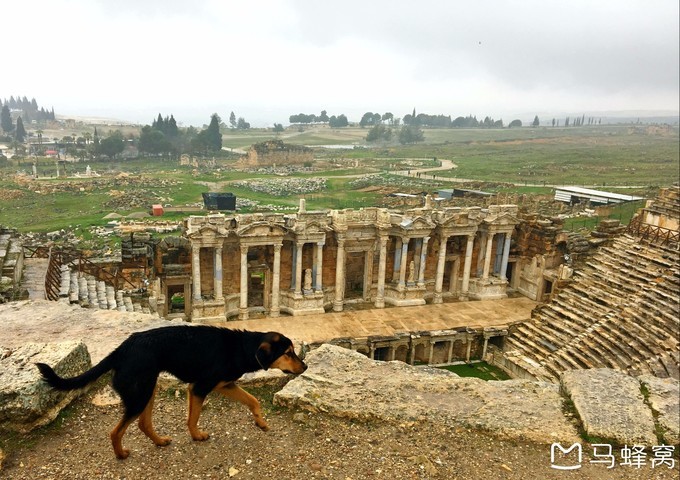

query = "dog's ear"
[[255, 342, 272, 370]]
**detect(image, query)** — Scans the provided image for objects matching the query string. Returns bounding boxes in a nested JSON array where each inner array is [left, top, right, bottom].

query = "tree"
[[398, 125, 424, 144], [329, 114, 348, 128], [167, 115, 179, 137], [15, 117, 27, 142], [204, 113, 223, 152], [532, 116, 540, 127], [1, 105, 13, 133], [236, 117, 250, 130], [366, 124, 393, 142], [229, 111, 236, 129], [99, 132, 125, 159], [508, 119, 522, 128], [382, 112, 394, 124], [273, 123, 284, 132], [139, 125, 171, 155], [319, 110, 329, 123], [360, 112, 381, 128]]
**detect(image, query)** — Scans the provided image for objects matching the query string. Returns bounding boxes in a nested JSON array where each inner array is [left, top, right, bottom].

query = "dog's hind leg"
[[187, 385, 210, 441], [110, 370, 156, 459], [215, 382, 269, 431], [110, 415, 136, 459], [137, 384, 172, 447]]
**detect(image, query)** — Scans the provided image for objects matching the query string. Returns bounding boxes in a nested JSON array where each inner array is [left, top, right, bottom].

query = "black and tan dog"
[[36, 325, 307, 459]]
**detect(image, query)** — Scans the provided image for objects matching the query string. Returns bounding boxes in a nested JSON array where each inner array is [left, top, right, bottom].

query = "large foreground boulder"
[[561, 369, 658, 445], [0, 341, 91, 433], [274, 344, 579, 444]]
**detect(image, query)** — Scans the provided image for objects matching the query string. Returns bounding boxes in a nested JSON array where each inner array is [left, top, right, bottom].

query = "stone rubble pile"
[[232, 177, 327, 197]]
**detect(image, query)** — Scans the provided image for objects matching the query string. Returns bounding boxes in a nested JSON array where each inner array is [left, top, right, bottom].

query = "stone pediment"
[[439, 213, 476, 228], [395, 216, 435, 232], [290, 220, 330, 235], [484, 212, 520, 226], [187, 225, 228, 239], [238, 222, 288, 238]]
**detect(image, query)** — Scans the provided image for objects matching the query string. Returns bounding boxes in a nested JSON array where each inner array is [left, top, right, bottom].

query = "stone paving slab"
[[216, 297, 537, 344], [639, 374, 680, 445], [561, 368, 658, 445]]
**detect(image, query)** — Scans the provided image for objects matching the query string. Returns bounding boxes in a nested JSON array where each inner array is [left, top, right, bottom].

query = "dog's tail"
[[36, 351, 117, 391]]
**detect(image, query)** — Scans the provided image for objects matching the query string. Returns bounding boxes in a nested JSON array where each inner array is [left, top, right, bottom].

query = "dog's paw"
[[191, 431, 210, 441], [115, 448, 130, 460], [256, 421, 270, 432], [155, 436, 172, 447]]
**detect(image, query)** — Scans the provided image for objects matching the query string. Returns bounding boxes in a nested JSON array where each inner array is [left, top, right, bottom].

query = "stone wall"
[[242, 140, 314, 167]]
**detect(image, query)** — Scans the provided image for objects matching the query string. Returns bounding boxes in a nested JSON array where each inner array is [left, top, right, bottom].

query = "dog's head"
[[255, 332, 307, 374]]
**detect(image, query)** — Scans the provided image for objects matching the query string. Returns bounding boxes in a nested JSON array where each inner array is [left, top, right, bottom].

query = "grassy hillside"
[[1, 124, 677, 237]]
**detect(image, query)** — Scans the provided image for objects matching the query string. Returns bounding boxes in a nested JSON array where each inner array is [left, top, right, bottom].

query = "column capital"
[[240, 244, 249, 255], [273, 243, 282, 253]]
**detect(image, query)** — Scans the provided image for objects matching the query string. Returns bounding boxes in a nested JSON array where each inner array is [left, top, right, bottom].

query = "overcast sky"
[[3, 0, 678, 126]]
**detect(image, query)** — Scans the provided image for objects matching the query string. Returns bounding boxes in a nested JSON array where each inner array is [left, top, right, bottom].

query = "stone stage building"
[[152, 199, 524, 323]]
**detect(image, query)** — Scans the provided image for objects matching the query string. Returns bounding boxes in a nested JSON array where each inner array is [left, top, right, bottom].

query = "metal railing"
[[625, 215, 680, 247], [24, 245, 140, 301]]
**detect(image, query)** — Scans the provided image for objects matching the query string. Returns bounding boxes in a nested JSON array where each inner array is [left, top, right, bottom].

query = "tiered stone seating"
[[59, 268, 152, 315], [504, 234, 679, 381], [0, 227, 24, 301]]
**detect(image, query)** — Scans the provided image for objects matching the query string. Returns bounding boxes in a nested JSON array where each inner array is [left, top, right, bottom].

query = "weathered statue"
[[304, 268, 313, 291]]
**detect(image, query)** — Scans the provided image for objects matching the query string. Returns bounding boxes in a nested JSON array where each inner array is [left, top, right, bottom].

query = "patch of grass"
[[562, 200, 646, 232], [440, 361, 511, 380]]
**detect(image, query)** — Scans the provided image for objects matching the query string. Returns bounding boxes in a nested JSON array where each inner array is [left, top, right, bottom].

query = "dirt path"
[[3, 382, 677, 480]]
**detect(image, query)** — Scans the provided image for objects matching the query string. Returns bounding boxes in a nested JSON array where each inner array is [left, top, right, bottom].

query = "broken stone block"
[[275, 344, 578, 444], [639, 374, 680, 445], [0, 341, 91, 433], [561, 368, 657, 445]]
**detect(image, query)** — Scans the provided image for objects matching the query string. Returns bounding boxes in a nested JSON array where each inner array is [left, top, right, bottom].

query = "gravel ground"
[[1, 379, 678, 480]]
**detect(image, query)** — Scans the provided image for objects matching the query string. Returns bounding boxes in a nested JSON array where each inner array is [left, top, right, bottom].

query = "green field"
[[1, 124, 677, 240]]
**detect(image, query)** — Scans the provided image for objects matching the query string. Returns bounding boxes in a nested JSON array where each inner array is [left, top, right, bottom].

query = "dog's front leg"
[[216, 382, 269, 431], [187, 385, 210, 441]]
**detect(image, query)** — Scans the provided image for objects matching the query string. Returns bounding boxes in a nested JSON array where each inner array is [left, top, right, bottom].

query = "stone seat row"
[[503, 235, 679, 382]]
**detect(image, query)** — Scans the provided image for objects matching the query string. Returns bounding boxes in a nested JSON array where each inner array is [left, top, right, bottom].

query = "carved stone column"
[[434, 235, 448, 304], [461, 234, 474, 297], [392, 237, 402, 282], [375, 235, 388, 308], [270, 244, 281, 317], [398, 237, 409, 288], [500, 233, 512, 280], [483, 232, 496, 280], [314, 242, 324, 292], [417, 236, 430, 287], [294, 241, 304, 295], [239, 245, 249, 320], [192, 245, 201, 301], [214, 246, 223, 301], [363, 248, 374, 300], [333, 238, 345, 312]]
